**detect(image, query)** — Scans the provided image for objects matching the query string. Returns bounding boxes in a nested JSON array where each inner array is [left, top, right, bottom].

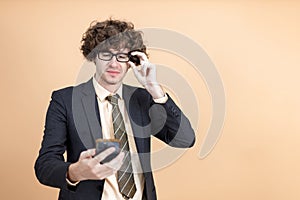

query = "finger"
[[128, 61, 136, 69], [128, 61, 142, 70], [94, 165, 116, 180], [142, 63, 148, 76], [130, 51, 148, 62], [79, 148, 96, 160], [92, 147, 116, 165], [129, 61, 143, 77], [130, 52, 151, 72], [105, 151, 125, 171]]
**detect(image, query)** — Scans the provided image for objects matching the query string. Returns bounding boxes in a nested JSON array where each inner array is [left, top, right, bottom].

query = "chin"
[[105, 79, 121, 85]]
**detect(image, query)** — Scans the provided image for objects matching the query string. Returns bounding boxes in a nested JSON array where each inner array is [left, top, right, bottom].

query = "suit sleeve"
[[150, 93, 196, 148], [34, 91, 71, 189]]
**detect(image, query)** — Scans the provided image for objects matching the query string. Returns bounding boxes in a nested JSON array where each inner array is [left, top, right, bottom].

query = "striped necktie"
[[107, 95, 136, 199]]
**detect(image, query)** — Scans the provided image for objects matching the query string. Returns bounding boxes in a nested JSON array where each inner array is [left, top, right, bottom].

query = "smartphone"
[[95, 139, 120, 164], [128, 50, 142, 65]]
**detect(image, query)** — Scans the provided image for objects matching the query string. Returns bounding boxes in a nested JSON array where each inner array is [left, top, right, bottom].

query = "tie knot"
[[106, 94, 119, 105]]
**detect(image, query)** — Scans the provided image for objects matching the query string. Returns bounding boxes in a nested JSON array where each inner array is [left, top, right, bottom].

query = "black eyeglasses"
[[98, 52, 130, 62]]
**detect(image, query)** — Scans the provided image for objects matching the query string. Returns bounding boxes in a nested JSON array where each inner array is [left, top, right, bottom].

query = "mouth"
[[106, 70, 120, 75]]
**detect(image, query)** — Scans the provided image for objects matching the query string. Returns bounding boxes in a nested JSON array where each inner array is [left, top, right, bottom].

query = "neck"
[[101, 83, 121, 93], [99, 80, 121, 93]]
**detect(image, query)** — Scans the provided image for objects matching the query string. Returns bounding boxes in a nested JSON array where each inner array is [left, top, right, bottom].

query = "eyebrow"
[[108, 48, 129, 53]]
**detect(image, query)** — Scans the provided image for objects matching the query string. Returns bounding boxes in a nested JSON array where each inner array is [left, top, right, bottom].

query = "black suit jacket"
[[35, 79, 195, 200]]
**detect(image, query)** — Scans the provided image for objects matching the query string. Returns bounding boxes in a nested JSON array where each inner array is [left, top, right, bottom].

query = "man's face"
[[94, 48, 129, 89]]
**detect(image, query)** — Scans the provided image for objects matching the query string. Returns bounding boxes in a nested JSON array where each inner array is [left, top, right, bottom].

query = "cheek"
[[121, 63, 130, 72], [95, 61, 108, 73], [96, 66, 103, 74]]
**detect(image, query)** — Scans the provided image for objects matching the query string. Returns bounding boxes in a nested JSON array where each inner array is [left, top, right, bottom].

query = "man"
[[35, 19, 195, 200]]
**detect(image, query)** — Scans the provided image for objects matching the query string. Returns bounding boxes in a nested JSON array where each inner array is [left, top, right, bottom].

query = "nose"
[[109, 55, 119, 67]]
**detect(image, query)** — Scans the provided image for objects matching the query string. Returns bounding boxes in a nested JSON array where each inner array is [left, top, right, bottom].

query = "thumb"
[[128, 61, 138, 71], [79, 148, 96, 160], [129, 61, 141, 77]]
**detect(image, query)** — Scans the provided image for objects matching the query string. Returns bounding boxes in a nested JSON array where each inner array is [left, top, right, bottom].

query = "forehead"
[[108, 48, 129, 53]]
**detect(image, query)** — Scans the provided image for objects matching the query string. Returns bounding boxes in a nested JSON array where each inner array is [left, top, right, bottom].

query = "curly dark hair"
[[80, 19, 147, 61]]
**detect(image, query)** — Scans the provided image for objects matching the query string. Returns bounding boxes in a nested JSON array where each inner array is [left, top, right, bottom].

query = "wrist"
[[144, 82, 165, 99], [153, 93, 168, 104], [67, 163, 80, 183]]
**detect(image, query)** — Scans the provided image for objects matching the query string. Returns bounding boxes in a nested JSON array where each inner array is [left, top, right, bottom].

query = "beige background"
[[1, 0, 300, 199]]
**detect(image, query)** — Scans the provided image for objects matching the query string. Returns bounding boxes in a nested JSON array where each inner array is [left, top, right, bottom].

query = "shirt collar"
[[92, 76, 123, 102]]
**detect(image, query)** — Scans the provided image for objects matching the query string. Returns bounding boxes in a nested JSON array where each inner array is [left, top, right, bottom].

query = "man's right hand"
[[67, 148, 125, 183]]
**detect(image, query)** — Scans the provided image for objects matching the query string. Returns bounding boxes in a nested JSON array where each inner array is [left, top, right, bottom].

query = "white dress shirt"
[[93, 77, 145, 200]]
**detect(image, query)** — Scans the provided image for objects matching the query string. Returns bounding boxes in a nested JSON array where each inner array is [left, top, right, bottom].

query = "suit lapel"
[[123, 85, 152, 173], [73, 78, 102, 149], [123, 85, 145, 153]]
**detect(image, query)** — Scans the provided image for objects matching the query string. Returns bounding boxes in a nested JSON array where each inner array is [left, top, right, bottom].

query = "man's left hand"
[[128, 51, 165, 99]]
